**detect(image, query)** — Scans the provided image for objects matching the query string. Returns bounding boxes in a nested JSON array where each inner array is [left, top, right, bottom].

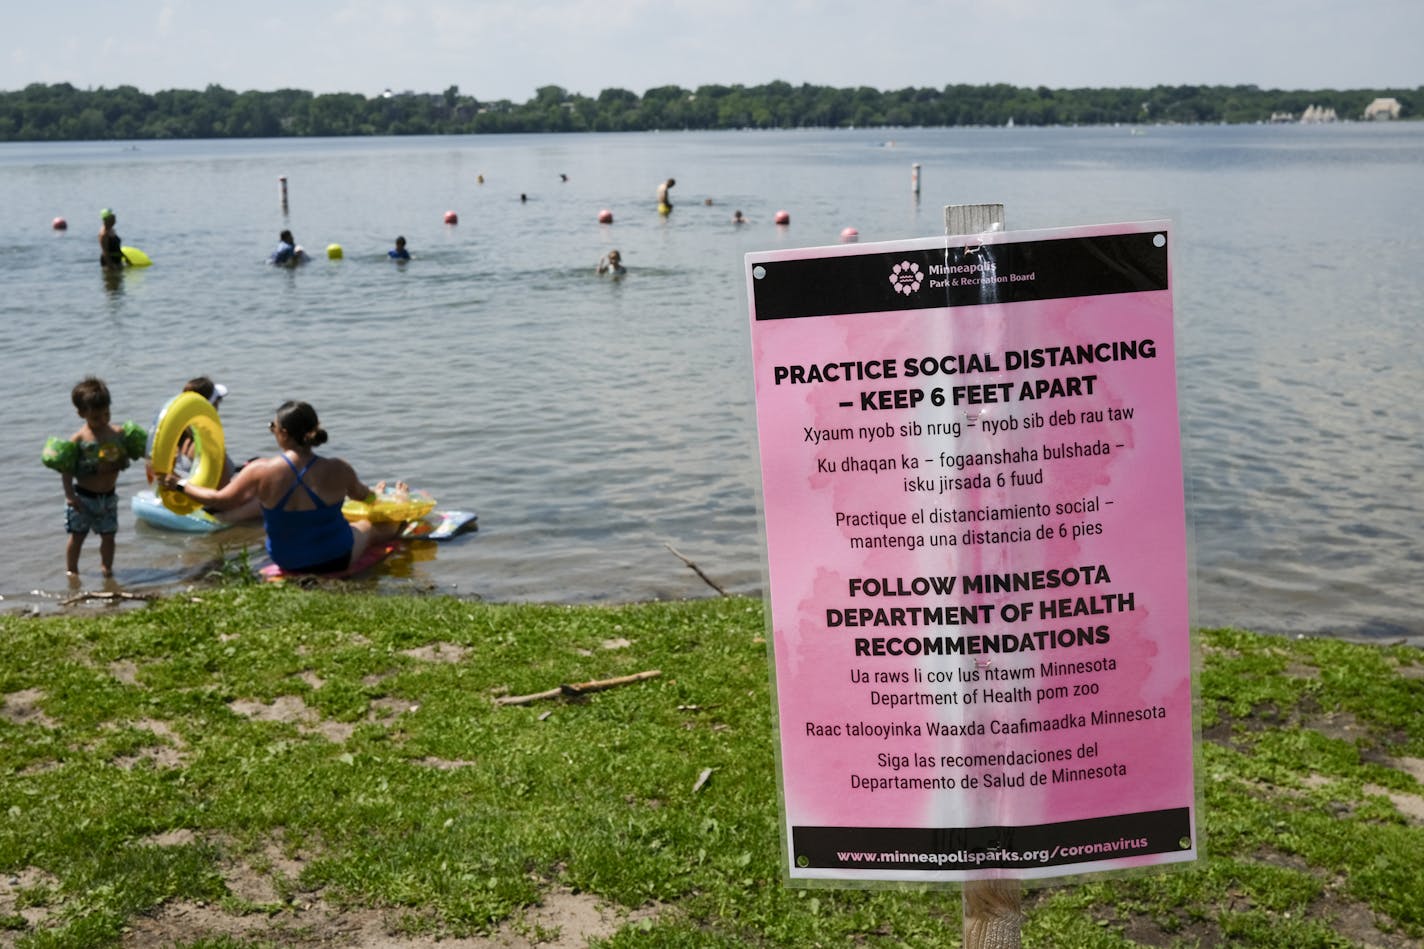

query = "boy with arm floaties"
[[42, 376, 146, 577]]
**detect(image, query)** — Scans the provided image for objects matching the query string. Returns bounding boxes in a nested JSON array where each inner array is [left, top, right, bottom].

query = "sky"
[[6, 0, 1421, 102]]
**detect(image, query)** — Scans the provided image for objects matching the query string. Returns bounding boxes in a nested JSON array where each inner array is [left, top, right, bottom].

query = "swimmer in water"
[[270, 229, 308, 266], [98, 209, 125, 270], [596, 249, 625, 276]]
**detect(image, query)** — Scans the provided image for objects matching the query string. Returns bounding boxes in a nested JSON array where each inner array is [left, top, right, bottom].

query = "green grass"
[[0, 591, 1420, 947]]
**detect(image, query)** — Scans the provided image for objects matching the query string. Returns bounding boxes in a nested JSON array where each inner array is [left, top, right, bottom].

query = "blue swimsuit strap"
[[272, 454, 335, 510]]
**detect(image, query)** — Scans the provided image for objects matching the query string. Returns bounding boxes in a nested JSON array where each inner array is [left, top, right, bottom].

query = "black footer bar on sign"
[[794, 807, 1192, 871]]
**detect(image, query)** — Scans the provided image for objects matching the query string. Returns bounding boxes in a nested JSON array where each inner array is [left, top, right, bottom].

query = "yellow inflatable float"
[[148, 392, 225, 514], [121, 246, 152, 267], [342, 485, 436, 524]]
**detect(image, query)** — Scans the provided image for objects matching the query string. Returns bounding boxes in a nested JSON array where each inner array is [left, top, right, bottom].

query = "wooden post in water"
[[943, 201, 1023, 948]]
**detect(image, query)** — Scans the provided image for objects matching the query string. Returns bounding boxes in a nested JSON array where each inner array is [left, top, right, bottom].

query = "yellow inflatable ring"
[[149, 392, 225, 515], [342, 487, 436, 524]]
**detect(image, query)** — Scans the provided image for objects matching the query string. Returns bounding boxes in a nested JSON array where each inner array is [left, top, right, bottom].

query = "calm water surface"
[[1, 125, 1420, 644]]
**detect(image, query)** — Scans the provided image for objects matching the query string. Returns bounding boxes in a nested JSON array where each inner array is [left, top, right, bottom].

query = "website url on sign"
[[834, 836, 1150, 867]]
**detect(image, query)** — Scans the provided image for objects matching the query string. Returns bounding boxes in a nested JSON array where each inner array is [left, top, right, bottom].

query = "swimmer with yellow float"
[[98, 208, 152, 269]]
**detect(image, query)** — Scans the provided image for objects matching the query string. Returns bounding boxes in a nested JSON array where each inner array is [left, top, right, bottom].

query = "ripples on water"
[[1, 125, 1420, 645]]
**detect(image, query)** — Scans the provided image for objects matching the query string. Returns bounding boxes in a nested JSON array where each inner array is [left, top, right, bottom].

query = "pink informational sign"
[[746, 221, 1195, 883]]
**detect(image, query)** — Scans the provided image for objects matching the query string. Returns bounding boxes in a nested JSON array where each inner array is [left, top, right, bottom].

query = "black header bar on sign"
[[752, 230, 1168, 321], [793, 807, 1190, 871]]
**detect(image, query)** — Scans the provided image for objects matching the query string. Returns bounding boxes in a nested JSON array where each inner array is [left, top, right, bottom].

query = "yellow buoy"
[[326, 243, 343, 259]]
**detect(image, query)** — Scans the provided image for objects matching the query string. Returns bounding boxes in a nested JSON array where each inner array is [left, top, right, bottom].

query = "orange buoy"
[[52, 217, 67, 230], [774, 210, 790, 225], [443, 210, 459, 225], [598, 209, 614, 224]]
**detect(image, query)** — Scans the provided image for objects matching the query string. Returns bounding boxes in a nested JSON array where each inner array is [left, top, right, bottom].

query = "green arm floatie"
[[121, 421, 148, 460], [41, 436, 77, 473]]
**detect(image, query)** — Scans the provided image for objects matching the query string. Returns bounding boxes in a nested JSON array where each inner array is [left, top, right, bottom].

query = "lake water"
[[1, 124, 1420, 645]]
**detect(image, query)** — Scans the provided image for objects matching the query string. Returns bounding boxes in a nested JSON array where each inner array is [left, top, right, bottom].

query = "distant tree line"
[[0, 81, 1416, 141]]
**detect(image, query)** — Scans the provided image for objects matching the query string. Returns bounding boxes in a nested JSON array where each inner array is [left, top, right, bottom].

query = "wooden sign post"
[[947, 205, 1023, 948]]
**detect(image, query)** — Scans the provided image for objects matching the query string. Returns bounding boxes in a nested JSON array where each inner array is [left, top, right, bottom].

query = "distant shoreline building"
[[1363, 97, 1402, 121]]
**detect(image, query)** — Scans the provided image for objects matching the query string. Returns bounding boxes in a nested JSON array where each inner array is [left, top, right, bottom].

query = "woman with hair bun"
[[161, 400, 400, 573]]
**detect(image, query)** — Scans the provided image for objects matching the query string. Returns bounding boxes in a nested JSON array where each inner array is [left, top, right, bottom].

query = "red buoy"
[[52, 217, 67, 230], [840, 226, 859, 242], [443, 210, 459, 225], [598, 209, 614, 224], [774, 210, 790, 225]]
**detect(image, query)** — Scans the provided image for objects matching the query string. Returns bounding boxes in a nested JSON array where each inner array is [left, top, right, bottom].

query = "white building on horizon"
[[1363, 97, 1402, 120]]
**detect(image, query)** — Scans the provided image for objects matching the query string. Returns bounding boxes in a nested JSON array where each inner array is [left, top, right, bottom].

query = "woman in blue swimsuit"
[[161, 400, 399, 573]]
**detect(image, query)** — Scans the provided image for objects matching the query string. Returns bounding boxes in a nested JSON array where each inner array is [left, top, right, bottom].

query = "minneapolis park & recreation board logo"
[[889, 260, 922, 296]]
